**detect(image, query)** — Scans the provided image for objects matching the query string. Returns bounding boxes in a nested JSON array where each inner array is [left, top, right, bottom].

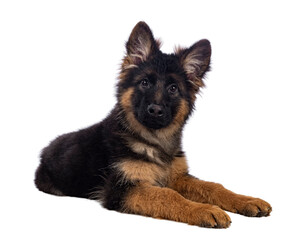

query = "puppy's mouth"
[[140, 117, 170, 130]]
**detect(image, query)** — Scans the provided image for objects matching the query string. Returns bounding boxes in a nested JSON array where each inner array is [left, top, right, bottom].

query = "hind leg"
[[34, 164, 64, 196]]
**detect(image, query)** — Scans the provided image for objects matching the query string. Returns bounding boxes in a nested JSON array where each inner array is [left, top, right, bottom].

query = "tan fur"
[[154, 81, 163, 103], [169, 174, 272, 217], [118, 30, 271, 224], [122, 38, 161, 70], [170, 99, 189, 126], [121, 90, 160, 145], [119, 77, 271, 225], [120, 88, 152, 139], [123, 183, 231, 228], [174, 45, 205, 88], [174, 45, 205, 99], [118, 156, 232, 227], [115, 159, 168, 186], [134, 36, 152, 61], [120, 152, 270, 227], [168, 156, 189, 182], [174, 45, 185, 55], [183, 53, 204, 76], [128, 141, 163, 165], [122, 61, 138, 70], [156, 99, 189, 139], [120, 87, 134, 108], [120, 88, 189, 152], [116, 155, 189, 187], [126, 26, 153, 64]]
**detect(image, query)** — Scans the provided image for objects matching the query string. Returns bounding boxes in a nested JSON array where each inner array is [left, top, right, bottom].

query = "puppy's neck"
[[116, 105, 183, 156]]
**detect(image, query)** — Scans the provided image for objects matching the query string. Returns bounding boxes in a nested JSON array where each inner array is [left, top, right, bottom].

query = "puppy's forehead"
[[129, 52, 185, 87], [150, 53, 181, 74], [137, 53, 182, 80]]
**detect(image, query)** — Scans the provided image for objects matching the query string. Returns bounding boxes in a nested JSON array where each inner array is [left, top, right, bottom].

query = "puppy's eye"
[[168, 84, 178, 94], [141, 78, 150, 88]]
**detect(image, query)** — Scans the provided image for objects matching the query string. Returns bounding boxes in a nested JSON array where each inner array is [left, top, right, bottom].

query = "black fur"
[[35, 21, 211, 211], [125, 52, 188, 129]]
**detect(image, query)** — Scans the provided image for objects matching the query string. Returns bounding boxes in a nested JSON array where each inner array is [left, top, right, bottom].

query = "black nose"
[[147, 104, 164, 117]]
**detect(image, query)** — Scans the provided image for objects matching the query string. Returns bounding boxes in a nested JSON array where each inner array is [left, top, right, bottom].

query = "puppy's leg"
[[123, 184, 231, 228], [169, 174, 272, 217]]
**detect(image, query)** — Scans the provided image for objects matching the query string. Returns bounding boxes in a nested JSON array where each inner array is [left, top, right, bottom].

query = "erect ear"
[[176, 39, 211, 90], [124, 21, 160, 68]]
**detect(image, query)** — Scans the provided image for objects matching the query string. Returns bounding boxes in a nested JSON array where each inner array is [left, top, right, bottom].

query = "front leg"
[[107, 158, 231, 228], [123, 184, 231, 228], [169, 173, 272, 217]]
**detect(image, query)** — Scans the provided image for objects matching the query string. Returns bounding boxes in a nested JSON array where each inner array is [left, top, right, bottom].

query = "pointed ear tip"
[[195, 39, 211, 55], [136, 21, 148, 26], [133, 21, 151, 30], [198, 39, 211, 47], [189, 39, 211, 53]]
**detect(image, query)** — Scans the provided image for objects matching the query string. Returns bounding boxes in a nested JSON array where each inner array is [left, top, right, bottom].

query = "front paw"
[[234, 196, 272, 217], [192, 205, 231, 228]]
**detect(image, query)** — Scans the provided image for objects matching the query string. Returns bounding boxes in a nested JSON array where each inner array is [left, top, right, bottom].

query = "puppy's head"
[[118, 22, 211, 131]]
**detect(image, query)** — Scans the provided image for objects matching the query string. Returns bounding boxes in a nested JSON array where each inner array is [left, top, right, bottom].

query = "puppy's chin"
[[141, 121, 166, 130], [138, 116, 171, 130]]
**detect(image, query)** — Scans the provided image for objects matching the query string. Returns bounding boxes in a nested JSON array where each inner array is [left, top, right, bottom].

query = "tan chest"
[[115, 156, 188, 186]]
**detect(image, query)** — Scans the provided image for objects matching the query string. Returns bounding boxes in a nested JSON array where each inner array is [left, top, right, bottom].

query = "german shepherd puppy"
[[35, 21, 272, 228]]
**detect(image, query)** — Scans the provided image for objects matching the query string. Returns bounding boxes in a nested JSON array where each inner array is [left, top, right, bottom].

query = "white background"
[[1, 0, 299, 239]]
